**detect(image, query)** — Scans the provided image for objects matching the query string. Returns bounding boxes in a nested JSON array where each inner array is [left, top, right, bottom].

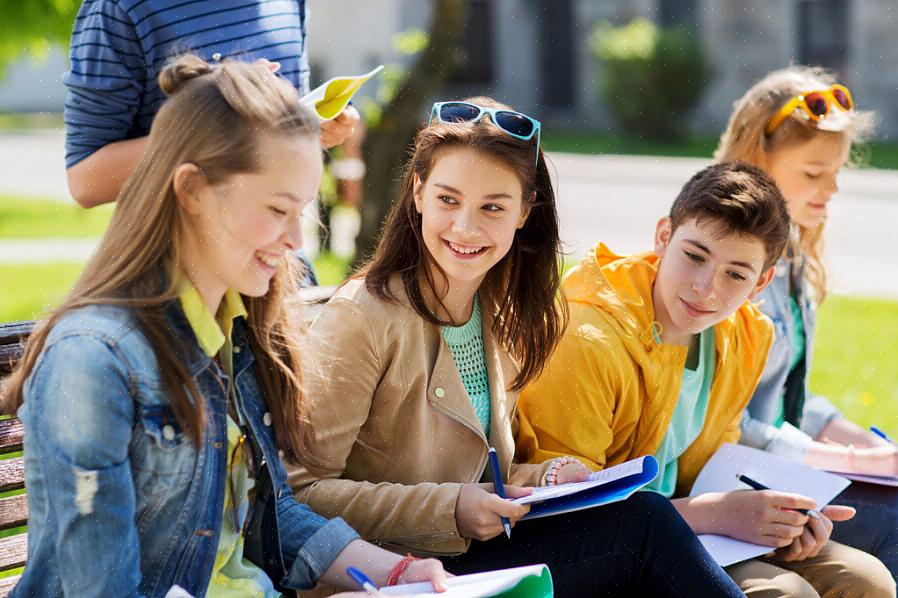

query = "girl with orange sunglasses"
[[716, 66, 898, 586]]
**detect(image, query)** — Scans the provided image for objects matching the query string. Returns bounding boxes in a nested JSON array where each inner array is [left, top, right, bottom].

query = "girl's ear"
[[172, 163, 207, 216], [517, 191, 536, 229], [653, 216, 673, 257], [413, 174, 424, 214]]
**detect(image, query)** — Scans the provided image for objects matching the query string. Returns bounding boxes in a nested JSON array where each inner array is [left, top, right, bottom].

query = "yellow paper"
[[300, 65, 384, 121]]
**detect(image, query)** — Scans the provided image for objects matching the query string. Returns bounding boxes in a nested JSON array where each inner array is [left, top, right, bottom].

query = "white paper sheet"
[[690, 444, 851, 566], [299, 65, 383, 120], [513, 456, 648, 505], [379, 564, 549, 597]]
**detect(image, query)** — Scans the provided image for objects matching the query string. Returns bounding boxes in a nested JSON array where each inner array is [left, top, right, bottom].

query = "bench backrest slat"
[[0, 534, 27, 572], [0, 576, 20, 595], [0, 496, 28, 532], [0, 460, 24, 495], [0, 421, 23, 454]]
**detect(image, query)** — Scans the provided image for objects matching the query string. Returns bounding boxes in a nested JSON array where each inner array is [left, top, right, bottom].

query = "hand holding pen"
[[736, 474, 820, 519], [736, 474, 856, 562], [454, 449, 531, 541]]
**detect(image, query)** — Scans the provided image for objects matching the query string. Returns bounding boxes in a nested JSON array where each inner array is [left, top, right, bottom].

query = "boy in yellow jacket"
[[516, 161, 894, 596]]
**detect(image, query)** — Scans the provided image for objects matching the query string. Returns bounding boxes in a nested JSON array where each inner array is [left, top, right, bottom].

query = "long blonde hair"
[[4, 55, 319, 464], [714, 65, 874, 302]]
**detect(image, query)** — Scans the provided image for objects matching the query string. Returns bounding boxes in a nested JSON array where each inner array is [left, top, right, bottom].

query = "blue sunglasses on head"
[[429, 101, 542, 164]]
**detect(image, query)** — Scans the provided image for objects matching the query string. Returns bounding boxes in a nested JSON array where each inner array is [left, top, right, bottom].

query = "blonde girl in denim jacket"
[[716, 66, 898, 582], [2, 55, 446, 598]]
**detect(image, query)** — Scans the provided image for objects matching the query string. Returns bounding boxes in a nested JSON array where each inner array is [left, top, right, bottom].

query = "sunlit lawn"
[[0, 196, 113, 238], [543, 132, 898, 171], [2, 197, 898, 436]]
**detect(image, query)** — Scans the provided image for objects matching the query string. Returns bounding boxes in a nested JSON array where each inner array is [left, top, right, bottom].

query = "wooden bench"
[[0, 320, 31, 595], [0, 286, 335, 595]]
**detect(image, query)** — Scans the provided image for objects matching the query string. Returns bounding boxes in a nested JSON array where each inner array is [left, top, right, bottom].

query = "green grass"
[[2, 258, 895, 436], [0, 263, 87, 321], [0, 112, 64, 131], [0, 254, 351, 323], [312, 252, 351, 286], [0, 196, 113, 239], [810, 295, 898, 436], [543, 131, 898, 171]]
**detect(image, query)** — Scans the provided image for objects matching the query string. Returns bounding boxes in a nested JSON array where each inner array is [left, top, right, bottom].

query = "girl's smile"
[[413, 147, 529, 320], [176, 133, 322, 312], [763, 132, 850, 230]]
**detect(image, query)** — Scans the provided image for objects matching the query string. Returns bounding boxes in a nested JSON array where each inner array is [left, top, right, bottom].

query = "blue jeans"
[[831, 481, 898, 582], [440, 492, 742, 597]]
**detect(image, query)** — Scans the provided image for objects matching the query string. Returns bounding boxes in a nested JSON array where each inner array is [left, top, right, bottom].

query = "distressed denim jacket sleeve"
[[21, 332, 147, 597]]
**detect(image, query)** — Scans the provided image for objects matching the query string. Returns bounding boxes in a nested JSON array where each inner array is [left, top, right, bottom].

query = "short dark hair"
[[669, 161, 790, 270]]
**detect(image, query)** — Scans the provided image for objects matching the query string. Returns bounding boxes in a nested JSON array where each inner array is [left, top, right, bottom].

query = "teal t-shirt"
[[645, 326, 716, 497], [441, 298, 491, 435], [772, 295, 806, 428]]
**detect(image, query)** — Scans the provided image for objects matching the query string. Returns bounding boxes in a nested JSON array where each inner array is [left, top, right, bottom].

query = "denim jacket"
[[740, 255, 842, 461], [14, 303, 358, 597]]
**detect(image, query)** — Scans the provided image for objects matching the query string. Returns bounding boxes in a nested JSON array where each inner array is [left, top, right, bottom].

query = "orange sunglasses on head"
[[765, 84, 854, 135]]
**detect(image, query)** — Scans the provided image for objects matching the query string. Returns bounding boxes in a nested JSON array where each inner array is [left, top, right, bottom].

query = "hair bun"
[[158, 54, 214, 96]]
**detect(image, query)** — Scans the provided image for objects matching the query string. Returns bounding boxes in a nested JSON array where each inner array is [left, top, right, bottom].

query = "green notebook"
[[380, 564, 552, 598]]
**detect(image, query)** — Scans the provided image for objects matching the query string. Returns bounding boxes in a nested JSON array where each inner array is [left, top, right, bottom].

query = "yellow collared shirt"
[[178, 284, 280, 598]]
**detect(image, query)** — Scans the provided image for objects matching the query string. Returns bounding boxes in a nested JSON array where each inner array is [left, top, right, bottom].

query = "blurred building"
[[3, 1, 895, 139], [311, 0, 898, 139]]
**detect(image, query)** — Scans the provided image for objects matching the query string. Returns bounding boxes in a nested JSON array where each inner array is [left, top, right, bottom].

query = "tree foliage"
[[0, 0, 79, 77], [590, 17, 711, 139], [354, 0, 467, 265]]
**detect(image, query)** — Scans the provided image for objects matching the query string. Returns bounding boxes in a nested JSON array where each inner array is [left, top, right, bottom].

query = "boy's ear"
[[517, 191, 536, 229], [413, 174, 424, 214], [653, 216, 673, 257], [172, 163, 207, 216], [748, 265, 777, 300]]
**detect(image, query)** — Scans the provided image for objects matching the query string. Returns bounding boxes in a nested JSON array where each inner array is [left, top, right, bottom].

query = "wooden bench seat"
[[0, 285, 335, 596]]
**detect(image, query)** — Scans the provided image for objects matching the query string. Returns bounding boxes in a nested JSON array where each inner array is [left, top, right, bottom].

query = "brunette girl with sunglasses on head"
[[288, 96, 745, 597], [716, 67, 898, 589], [2, 55, 448, 598]]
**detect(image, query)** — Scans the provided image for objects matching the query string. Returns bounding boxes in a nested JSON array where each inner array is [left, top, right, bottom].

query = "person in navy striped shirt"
[[64, 0, 359, 208]]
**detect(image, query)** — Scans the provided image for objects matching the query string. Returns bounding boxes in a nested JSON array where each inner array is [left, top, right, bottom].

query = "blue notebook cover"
[[522, 455, 659, 520]]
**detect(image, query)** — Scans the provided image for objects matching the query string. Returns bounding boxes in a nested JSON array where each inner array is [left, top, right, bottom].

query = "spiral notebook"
[[379, 564, 552, 598], [514, 455, 658, 520]]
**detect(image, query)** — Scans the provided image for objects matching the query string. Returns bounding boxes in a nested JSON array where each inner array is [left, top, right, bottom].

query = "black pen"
[[736, 474, 819, 519]]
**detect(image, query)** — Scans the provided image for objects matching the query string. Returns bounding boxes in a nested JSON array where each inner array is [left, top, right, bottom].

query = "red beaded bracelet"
[[386, 553, 420, 586]]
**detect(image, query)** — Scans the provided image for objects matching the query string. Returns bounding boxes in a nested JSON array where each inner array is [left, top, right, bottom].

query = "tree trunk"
[[354, 0, 467, 267]]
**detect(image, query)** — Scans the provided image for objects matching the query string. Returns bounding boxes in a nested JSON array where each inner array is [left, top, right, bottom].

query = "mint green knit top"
[[440, 297, 491, 436]]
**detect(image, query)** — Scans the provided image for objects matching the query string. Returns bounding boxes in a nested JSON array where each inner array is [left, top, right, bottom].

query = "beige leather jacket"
[[288, 277, 550, 556]]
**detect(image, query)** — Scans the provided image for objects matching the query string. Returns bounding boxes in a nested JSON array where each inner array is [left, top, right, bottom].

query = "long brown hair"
[[4, 55, 319, 464], [714, 65, 874, 302], [360, 96, 567, 390]]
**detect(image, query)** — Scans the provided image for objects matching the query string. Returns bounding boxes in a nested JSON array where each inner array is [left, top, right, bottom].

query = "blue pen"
[[871, 426, 893, 444], [347, 566, 382, 595], [487, 447, 513, 539]]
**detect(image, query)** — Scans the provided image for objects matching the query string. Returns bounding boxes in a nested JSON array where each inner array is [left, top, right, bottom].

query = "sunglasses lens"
[[439, 102, 481, 123], [495, 111, 535, 138], [832, 88, 852, 110], [805, 93, 828, 117]]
